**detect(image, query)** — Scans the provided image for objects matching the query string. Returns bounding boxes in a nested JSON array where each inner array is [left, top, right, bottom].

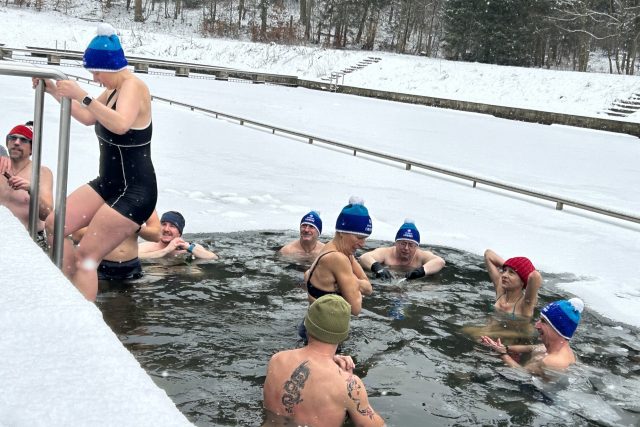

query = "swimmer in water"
[[480, 298, 584, 375], [484, 249, 542, 318], [279, 210, 325, 259], [263, 295, 385, 427], [302, 197, 373, 318], [139, 211, 218, 260], [359, 219, 445, 281]]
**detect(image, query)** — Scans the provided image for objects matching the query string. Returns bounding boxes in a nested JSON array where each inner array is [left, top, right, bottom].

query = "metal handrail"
[[150, 94, 640, 225], [49, 72, 640, 226], [0, 63, 72, 267]]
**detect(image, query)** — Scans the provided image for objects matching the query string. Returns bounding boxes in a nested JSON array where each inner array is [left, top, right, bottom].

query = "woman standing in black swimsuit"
[[303, 197, 374, 317], [36, 23, 156, 301]]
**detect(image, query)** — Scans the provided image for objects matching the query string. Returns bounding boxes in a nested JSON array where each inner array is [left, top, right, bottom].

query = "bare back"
[[263, 349, 384, 427]]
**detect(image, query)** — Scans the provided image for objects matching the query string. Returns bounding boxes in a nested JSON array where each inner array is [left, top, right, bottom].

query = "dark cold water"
[[96, 231, 640, 427]]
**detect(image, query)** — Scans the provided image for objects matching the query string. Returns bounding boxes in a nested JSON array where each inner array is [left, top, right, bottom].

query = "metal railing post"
[[53, 98, 71, 268], [28, 80, 46, 239], [0, 63, 72, 267]]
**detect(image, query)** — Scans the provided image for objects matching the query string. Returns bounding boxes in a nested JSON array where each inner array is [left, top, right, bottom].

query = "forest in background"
[[10, 0, 640, 74]]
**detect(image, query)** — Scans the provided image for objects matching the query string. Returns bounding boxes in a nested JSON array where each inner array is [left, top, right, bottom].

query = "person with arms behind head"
[[138, 210, 218, 260], [35, 23, 158, 301], [279, 210, 325, 259], [0, 121, 53, 250], [359, 219, 445, 281], [481, 298, 584, 375], [263, 294, 385, 427], [484, 249, 542, 318]]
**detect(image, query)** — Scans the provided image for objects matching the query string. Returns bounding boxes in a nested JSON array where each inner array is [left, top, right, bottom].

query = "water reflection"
[[96, 231, 640, 426]]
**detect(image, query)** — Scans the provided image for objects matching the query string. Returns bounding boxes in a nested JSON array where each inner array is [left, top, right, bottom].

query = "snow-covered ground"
[[2, 6, 639, 120], [1, 5, 640, 425]]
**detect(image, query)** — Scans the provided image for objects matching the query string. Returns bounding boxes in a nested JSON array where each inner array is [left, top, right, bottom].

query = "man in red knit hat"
[[0, 122, 53, 248], [484, 248, 543, 318]]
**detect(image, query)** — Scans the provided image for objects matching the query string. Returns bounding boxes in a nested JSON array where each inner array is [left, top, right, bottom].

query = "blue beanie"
[[83, 23, 128, 72], [335, 196, 372, 237], [301, 211, 322, 234], [395, 219, 420, 244], [540, 298, 584, 340], [161, 211, 185, 236]]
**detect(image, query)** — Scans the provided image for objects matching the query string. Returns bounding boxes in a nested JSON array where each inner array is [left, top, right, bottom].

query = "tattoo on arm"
[[281, 361, 310, 414], [346, 374, 375, 419]]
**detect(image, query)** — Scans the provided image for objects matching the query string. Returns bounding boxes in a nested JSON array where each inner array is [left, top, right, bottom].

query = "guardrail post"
[[556, 202, 564, 210], [47, 54, 61, 65], [1, 47, 12, 60], [405, 163, 411, 170], [133, 62, 149, 73], [308, 138, 313, 144], [353, 149, 357, 156], [175, 66, 190, 77], [473, 181, 477, 188]]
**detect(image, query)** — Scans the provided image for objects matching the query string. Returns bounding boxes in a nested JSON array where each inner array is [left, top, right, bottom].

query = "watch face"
[[82, 96, 92, 106]]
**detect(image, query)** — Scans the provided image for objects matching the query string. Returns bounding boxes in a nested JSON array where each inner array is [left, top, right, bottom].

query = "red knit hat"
[[503, 257, 535, 288], [7, 124, 33, 141]]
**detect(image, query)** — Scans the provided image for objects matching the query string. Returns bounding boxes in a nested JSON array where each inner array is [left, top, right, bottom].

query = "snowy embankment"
[[0, 208, 192, 426]]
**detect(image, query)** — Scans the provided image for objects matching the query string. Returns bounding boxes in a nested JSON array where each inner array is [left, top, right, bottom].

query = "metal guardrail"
[[0, 63, 72, 267], [150, 94, 640, 225], [13, 66, 638, 227], [4, 46, 298, 85]]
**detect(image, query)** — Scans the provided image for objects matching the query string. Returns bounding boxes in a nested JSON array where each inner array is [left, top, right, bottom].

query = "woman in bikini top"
[[484, 249, 543, 318]]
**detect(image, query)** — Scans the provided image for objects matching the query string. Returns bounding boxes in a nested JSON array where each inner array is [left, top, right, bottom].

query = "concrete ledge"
[[0, 207, 192, 426], [297, 80, 640, 139]]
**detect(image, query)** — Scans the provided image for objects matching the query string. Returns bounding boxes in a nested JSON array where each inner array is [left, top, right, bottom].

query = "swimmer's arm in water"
[[139, 238, 187, 259], [332, 254, 363, 315], [351, 255, 373, 295], [188, 243, 219, 260], [406, 250, 446, 280]]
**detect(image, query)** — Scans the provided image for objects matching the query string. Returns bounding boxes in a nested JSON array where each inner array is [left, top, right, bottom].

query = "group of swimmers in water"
[[2, 22, 586, 426], [263, 196, 586, 426]]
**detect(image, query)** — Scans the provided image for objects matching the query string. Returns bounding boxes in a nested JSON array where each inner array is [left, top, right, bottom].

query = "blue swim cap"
[[301, 211, 322, 234], [83, 23, 128, 72], [335, 196, 372, 237], [395, 219, 420, 244]]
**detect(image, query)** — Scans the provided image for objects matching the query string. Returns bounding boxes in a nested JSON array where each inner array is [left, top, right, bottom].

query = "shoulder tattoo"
[[281, 360, 310, 414], [346, 374, 375, 419]]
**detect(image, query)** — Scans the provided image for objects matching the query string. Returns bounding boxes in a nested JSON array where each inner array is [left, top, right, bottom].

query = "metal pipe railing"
[[149, 94, 640, 226], [0, 63, 72, 267]]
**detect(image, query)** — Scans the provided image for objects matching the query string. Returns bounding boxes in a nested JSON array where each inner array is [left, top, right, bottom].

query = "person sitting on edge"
[[138, 211, 218, 260], [74, 210, 161, 281], [480, 298, 584, 375], [263, 294, 386, 427], [279, 210, 325, 258], [0, 121, 53, 250], [303, 197, 373, 317], [484, 249, 542, 318], [359, 219, 445, 281]]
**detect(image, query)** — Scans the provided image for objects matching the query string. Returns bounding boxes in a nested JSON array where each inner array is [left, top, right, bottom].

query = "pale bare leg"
[[72, 203, 139, 301], [45, 185, 105, 277]]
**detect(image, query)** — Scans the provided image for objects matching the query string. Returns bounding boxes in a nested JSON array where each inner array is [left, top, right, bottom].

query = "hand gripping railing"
[[0, 63, 72, 268]]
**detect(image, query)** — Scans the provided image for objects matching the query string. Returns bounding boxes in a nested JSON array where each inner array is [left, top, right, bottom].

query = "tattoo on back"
[[347, 375, 375, 419], [281, 361, 310, 414]]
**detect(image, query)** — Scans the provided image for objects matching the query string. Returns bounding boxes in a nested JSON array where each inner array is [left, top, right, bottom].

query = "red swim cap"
[[503, 257, 535, 288], [7, 124, 33, 141]]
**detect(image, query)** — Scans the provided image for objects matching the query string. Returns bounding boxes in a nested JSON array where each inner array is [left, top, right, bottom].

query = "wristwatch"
[[81, 95, 93, 107], [187, 243, 196, 253]]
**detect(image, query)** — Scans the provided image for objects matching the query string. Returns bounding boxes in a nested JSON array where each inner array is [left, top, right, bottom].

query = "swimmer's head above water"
[[502, 256, 535, 288], [83, 23, 128, 73], [160, 211, 185, 237]]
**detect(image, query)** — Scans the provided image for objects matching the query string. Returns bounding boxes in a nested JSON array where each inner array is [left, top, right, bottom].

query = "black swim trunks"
[[88, 90, 157, 226], [97, 257, 144, 281]]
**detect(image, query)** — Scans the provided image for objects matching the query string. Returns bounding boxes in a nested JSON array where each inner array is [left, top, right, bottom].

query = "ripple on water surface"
[[96, 231, 640, 427]]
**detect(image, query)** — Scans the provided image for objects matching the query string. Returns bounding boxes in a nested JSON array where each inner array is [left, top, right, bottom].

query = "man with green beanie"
[[262, 295, 385, 427]]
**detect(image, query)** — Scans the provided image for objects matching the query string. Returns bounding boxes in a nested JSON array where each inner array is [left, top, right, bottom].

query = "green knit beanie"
[[304, 295, 351, 344]]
